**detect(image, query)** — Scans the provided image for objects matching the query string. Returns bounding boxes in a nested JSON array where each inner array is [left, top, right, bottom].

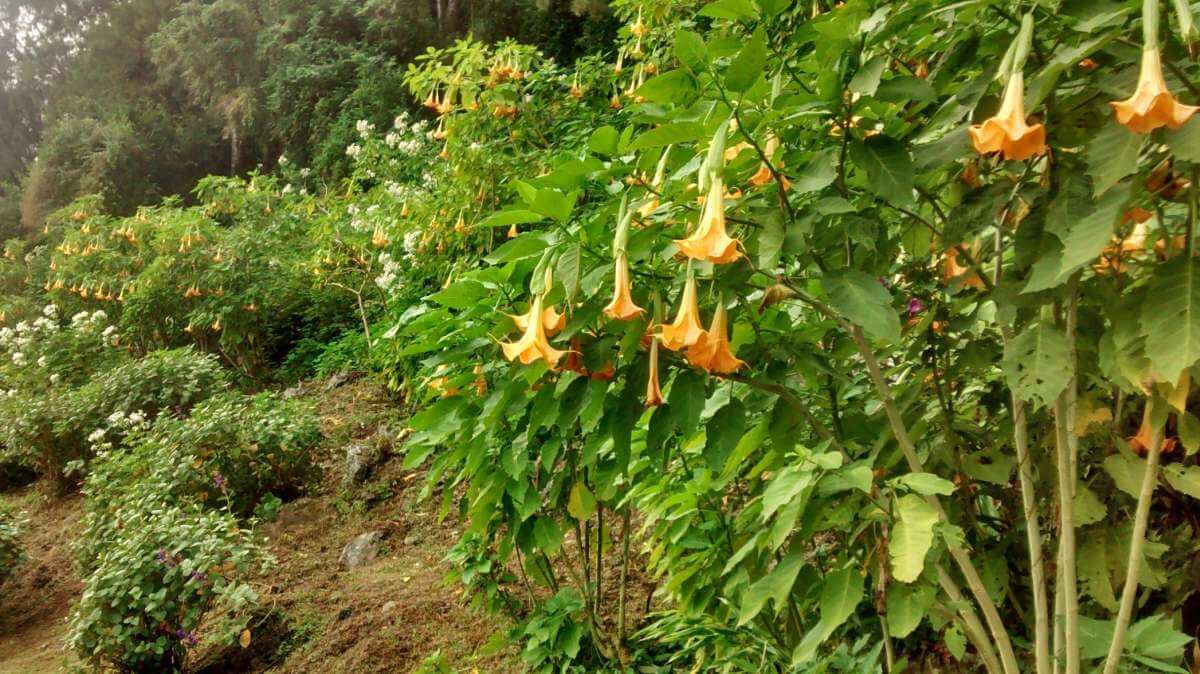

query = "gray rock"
[[344, 442, 377, 485], [381, 600, 397, 613], [281, 385, 305, 400], [339, 531, 384, 569], [403, 534, 421, 546], [323, 370, 361, 392]]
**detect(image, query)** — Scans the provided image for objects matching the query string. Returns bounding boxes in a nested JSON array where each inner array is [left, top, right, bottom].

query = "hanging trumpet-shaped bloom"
[[508, 303, 565, 336], [969, 73, 1047, 161], [674, 179, 743, 264], [748, 136, 789, 189], [645, 337, 664, 407], [687, 303, 745, 374], [942, 245, 987, 289], [1111, 47, 1199, 133], [660, 273, 706, 351], [500, 293, 567, 369], [603, 253, 645, 320]]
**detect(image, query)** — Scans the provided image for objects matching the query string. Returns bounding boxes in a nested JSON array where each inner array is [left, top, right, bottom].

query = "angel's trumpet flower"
[[674, 178, 743, 264], [969, 73, 1047, 161], [660, 273, 706, 351], [500, 292, 567, 369], [508, 303, 565, 337], [1110, 47, 1199, 133], [603, 253, 644, 320], [748, 136, 789, 189], [686, 302, 745, 374]]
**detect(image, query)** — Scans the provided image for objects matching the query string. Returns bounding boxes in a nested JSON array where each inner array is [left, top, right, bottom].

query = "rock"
[[343, 442, 377, 485], [281, 384, 305, 400], [403, 534, 421, 546], [338, 531, 384, 569], [323, 370, 362, 392], [381, 600, 397, 613]]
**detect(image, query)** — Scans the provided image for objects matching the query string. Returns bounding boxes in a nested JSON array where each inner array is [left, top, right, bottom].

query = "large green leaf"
[[674, 30, 707, 72], [630, 122, 707, 150], [896, 472, 956, 496], [762, 464, 814, 520], [704, 400, 746, 472], [792, 567, 864, 663], [724, 28, 767, 92], [1161, 464, 1200, 500], [1167, 116, 1200, 162], [1085, 121, 1144, 195], [890, 494, 938, 583], [1024, 181, 1127, 293], [790, 148, 839, 194], [824, 269, 901, 343], [1103, 452, 1145, 498], [737, 545, 805, 626], [849, 136, 915, 207], [1141, 257, 1200, 383], [886, 583, 934, 637], [1002, 320, 1072, 410]]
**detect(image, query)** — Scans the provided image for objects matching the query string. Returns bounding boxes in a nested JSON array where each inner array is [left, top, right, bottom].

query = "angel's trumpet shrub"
[[660, 274, 706, 351], [674, 179, 743, 264], [1110, 47, 1199, 133], [500, 294, 567, 369], [508, 304, 565, 336], [969, 73, 1047, 161], [748, 136, 789, 189], [603, 253, 644, 320], [686, 303, 745, 374]]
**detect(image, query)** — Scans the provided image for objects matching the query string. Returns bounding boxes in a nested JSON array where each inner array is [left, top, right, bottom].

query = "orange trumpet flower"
[[645, 338, 664, 407], [942, 245, 987, 289], [660, 274, 706, 351], [674, 179, 743, 264], [508, 304, 565, 336], [603, 253, 645, 320], [748, 136, 790, 190], [686, 303, 745, 374], [500, 294, 567, 369], [1110, 47, 1199, 133], [969, 73, 1047, 161]]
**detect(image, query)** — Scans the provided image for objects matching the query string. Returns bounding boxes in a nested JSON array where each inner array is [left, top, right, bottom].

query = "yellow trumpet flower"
[[660, 274, 706, 351], [969, 73, 1047, 161], [500, 293, 567, 369], [645, 337, 664, 407], [603, 252, 645, 321], [674, 179, 743, 264], [686, 303, 746, 374]]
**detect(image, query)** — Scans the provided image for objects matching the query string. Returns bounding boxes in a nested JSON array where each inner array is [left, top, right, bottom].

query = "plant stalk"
[[1052, 286, 1081, 674], [1102, 399, 1166, 674]]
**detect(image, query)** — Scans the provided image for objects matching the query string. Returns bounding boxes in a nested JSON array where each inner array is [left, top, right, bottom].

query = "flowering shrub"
[[0, 500, 24, 583], [68, 503, 267, 672], [392, 0, 1200, 670]]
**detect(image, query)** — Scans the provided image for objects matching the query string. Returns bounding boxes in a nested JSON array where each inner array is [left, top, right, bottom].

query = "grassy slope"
[[0, 377, 519, 673]]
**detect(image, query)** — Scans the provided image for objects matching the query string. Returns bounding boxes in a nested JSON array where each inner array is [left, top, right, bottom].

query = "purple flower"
[[907, 297, 924, 317], [174, 629, 200, 647], [190, 570, 207, 584], [213, 472, 226, 488], [156, 548, 176, 568]]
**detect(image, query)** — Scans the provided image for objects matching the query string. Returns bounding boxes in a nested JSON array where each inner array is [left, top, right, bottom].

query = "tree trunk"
[[230, 123, 241, 176]]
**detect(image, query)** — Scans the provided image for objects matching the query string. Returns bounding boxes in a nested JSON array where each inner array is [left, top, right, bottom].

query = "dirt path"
[[0, 378, 519, 673]]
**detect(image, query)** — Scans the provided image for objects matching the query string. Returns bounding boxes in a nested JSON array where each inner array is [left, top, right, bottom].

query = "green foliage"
[[68, 503, 267, 672], [0, 499, 24, 582]]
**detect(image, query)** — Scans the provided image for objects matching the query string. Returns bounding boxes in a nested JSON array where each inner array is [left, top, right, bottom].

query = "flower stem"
[[1102, 399, 1166, 674]]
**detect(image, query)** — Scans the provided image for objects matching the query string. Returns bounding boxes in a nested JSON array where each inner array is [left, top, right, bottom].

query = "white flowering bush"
[[0, 500, 24, 582]]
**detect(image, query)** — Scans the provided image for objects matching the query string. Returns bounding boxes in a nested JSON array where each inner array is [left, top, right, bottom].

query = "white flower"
[[356, 119, 375, 138], [36, 356, 46, 368], [394, 113, 409, 129], [106, 411, 124, 425], [279, 154, 289, 165], [366, 205, 379, 214], [385, 132, 399, 148], [102, 326, 117, 338], [87, 429, 106, 443], [346, 143, 362, 158], [11, 352, 25, 366], [71, 312, 89, 326], [282, 184, 294, 194], [90, 310, 107, 323], [300, 168, 311, 177], [49, 374, 60, 385], [42, 304, 58, 318], [129, 411, 146, 425], [300, 187, 308, 196], [403, 231, 421, 254]]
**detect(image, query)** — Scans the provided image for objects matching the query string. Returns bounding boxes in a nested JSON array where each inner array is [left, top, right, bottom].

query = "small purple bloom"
[[907, 298, 924, 317], [213, 472, 226, 488], [156, 548, 176, 568], [190, 570, 207, 584], [175, 629, 200, 647]]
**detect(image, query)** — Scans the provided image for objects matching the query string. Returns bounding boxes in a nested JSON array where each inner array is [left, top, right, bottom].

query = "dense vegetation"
[[4, 0, 1200, 672]]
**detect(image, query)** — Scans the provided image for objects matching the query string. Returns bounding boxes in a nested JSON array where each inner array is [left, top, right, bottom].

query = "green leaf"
[[725, 28, 768, 93], [791, 148, 839, 194], [849, 55, 886, 97], [1086, 121, 1144, 195], [944, 626, 967, 660], [636, 70, 697, 104], [668, 370, 706, 436], [897, 472, 956, 496], [1161, 464, 1200, 500], [890, 494, 938, 583], [1141, 257, 1200, 383], [556, 244, 582, 305], [887, 583, 934, 638], [428, 280, 488, 309], [698, 0, 758, 21], [674, 30, 707, 71], [1002, 320, 1072, 409], [819, 567, 863, 630], [630, 122, 707, 151], [587, 126, 620, 156], [1167, 116, 1200, 162], [1180, 412, 1200, 455], [1078, 615, 1117, 659], [1103, 452, 1145, 498], [824, 269, 901, 343], [849, 136, 915, 207], [532, 517, 563, 555], [762, 465, 813, 520], [737, 545, 805, 625], [1079, 535, 1119, 611], [876, 76, 937, 103], [567, 481, 597, 520], [532, 188, 576, 223], [1074, 484, 1107, 526], [704, 400, 746, 472], [1127, 614, 1192, 660], [758, 212, 784, 269], [476, 209, 544, 228]]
